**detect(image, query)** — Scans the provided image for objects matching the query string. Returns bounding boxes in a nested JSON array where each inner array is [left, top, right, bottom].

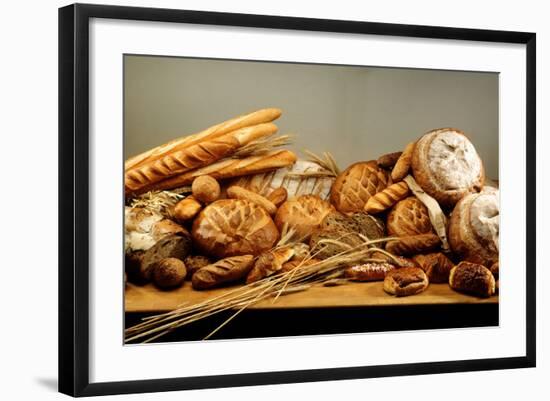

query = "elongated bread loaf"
[[125, 108, 282, 171], [125, 123, 278, 194], [385, 233, 441, 255], [364, 181, 410, 214], [142, 150, 297, 193], [191, 255, 255, 290]]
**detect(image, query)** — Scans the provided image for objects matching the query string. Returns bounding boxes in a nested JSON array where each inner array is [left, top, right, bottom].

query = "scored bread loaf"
[[192, 255, 255, 290], [387, 196, 433, 237], [330, 161, 391, 214], [192, 199, 279, 258], [448, 190, 499, 266], [274, 195, 335, 241], [145, 150, 297, 193], [385, 233, 441, 256], [125, 108, 282, 171], [411, 128, 485, 209], [364, 181, 410, 214], [125, 123, 278, 194], [229, 159, 335, 200]]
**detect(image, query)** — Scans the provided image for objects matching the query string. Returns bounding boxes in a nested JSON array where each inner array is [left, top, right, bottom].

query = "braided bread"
[[364, 181, 410, 214]]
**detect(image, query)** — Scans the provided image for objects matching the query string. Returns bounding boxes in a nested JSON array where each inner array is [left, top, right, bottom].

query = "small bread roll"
[[267, 187, 288, 207], [411, 128, 485, 209], [183, 255, 211, 279], [377, 151, 402, 169], [449, 261, 495, 298], [383, 267, 429, 296], [227, 185, 277, 215], [174, 196, 203, 222], [152, 258, 187, 289], [192, 175, 221, 204], [412, 252, 454, 283]]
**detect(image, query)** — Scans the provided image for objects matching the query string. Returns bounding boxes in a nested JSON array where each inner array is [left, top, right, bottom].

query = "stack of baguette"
[[125, 108, 297, 196]]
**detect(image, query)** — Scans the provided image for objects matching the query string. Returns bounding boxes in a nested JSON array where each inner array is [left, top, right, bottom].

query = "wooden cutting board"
[[125, 281, 498, 313]]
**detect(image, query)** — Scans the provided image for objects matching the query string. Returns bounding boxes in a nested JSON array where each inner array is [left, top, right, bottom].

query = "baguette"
[[364, 181, 410, 214], [125, 123, 278, 194], [142, 150, 297, 193], [192, 255, 255, 290], [125, 108, 282, 171]]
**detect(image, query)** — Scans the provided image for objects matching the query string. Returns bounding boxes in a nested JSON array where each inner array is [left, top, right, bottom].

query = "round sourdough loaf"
[[192, 199, 279, 258], [448, 189, 499, 266], [387, 196, 433, 237], [274, 195, 335, 241], [330, 161, 391, 214], [411, 128, 484, 209]]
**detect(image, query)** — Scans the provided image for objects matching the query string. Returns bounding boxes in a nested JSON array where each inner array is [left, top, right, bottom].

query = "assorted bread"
[[125, 108, 499, 302]]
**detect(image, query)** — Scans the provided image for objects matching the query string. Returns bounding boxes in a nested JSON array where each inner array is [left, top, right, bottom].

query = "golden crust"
[[387, 197, 433, 237], [330, 161, 391, 214]]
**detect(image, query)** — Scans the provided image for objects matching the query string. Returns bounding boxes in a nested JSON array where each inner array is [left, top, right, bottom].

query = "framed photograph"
[[59, 3, 536, 397]]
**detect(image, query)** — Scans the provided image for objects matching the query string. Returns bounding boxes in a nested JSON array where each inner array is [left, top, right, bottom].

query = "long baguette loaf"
[[141, 150, 297, 193], [191, 255, 255, 290], [125, 123, 278, 194], [125, 108, 282, 171]]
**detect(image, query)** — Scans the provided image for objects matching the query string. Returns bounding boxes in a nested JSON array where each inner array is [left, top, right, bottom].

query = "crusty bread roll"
[[274, 195, 335, 241], [147, 150, 297, 193], [385, 233, 441, 256], [364, 181, 410, 214], [229, 159, 334, 200], [125, 123, 278, 194], [449, 261, 495, 298], [192, 199, 279, 258], [412, 252, 454, 283], [448, 190, 499, 266], [411, 128, 485, 209], [387, 196, 433, 237], [377, 151, 402, 169], [330, 161, 391, 214], [192, 255, 255, 290], [383, 267, 429, 296]]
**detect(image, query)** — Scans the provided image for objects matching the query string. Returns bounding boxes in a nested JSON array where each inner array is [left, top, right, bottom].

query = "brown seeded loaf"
[[411, 128, 485, 209]]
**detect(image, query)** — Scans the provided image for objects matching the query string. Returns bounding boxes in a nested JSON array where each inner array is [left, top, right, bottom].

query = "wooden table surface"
[[125, 281, 498, 313]]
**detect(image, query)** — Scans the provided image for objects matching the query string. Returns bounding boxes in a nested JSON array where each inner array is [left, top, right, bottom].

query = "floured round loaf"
[[229, 160, 335, 200], [448, 190, 499, 266], [192, 199, 279, 258], [330, 161, 391, 214], [411, 128, 484, 209], [387, 197, 433, 237], [274, 195, 335, 241]]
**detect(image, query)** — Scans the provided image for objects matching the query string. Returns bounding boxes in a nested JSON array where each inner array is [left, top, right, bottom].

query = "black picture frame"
[[59, 3, 536, 397]]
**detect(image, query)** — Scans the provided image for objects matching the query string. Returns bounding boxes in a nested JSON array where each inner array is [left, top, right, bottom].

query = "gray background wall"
[[124, 56, 499, 178]]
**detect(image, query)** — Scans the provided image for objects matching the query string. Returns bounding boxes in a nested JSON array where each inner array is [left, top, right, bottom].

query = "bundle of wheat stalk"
[[125, 235, 398, 343]]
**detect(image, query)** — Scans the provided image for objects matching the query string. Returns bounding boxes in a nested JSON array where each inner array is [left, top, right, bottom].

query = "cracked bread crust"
[[411, 128, 485, 209]]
